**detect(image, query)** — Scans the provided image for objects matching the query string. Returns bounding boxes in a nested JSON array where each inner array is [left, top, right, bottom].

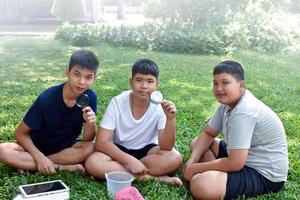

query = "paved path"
[[0, 24, 59, 36], [0, 13, 147, 36]]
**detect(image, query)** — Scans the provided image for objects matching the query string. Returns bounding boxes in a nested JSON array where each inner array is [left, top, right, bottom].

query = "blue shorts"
[[218, 140, 285, 199], [115, 143, 158, 160]]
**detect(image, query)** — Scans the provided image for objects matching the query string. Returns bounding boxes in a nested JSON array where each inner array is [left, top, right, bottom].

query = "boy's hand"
[[82, 106, 96, 124], [161, 100, 176, 119], [182, 163, 195, 181], [127, 157, 149, 175], [36, 155, 56, 174]]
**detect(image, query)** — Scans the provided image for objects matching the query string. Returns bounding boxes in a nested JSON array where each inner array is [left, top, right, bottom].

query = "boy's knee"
[[190, 174, 208, 199], [172, 150, 183, 167], [85, 152, 98, 163], [0, 144, 5, 157], [85, 152, 107, 177], [85, 153, 95, 168], [164, 150, 183, 172], [0, 143, 12, 156], [190, 171, 226, 199]]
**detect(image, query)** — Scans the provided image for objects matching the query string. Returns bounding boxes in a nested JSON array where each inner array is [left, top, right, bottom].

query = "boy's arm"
[[15, 121, 56, 174], [184, 148, 248, 181], [158, 100, 176, 150], [186, 126, 219, 166], [95, 128, 149, 174], [82, 106, 96, 141], [183, 126, 248, 180]]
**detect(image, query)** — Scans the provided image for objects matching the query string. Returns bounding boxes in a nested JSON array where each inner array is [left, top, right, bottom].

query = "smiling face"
[[130, 73, 158, 102], [213, 73, 245, 108], [65, 65, 96, 96]]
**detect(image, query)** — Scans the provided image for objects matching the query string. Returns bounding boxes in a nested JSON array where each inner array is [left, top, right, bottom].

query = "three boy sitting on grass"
[[0, 54, 288, 199]]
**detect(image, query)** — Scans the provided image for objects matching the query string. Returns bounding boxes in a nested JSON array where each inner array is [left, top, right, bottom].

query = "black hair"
[[132, 58, 159, 79], [69, 50, 99, 73], [213, 60, 244, 81]]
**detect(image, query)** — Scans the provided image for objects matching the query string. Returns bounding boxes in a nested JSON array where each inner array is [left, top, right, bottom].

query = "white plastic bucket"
[[105, 171, 134, 198]]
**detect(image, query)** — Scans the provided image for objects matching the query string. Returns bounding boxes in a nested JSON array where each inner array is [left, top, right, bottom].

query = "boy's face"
[[130, 73, 158, 101], [213, 73, 245, 108], [66, 65, 96, 95]]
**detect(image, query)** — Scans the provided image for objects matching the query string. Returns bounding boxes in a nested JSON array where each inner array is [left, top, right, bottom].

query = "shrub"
[[54, 10, 300, 55], [54, 23, 76, 42], [54, 22, 227, 55], [51, 0, 87, 23]]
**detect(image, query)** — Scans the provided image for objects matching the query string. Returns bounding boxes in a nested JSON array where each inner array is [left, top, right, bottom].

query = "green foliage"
[[143, 0, 235, 26], [55, 23, 102, 46], [54, 0, 300, 54], [51, 0, 87, 22], [141, 0, 300, 53], [0, 36, 299, 199], [54, 14, 300, 55], [143, 0, 289, 26], [55, 22, 227, 55], [288, 0, 300, 13], [235, 1, 298, 53]]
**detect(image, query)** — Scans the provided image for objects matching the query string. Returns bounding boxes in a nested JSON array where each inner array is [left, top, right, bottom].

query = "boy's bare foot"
[[137, 174, 183, 187], [155, 175, 183, 186], [18, 169, 25, 174], [58, 164, 85, 174]]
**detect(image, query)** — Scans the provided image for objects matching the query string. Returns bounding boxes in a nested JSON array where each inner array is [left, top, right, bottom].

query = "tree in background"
[[289, 0, 300, 13], [142, 0, 247, 26], [102, 0, 145, 19], [142, 0, 298, 27], [51, 0, 87, 23], [141, 0, 300, 53], [116, 0, 125, 19]]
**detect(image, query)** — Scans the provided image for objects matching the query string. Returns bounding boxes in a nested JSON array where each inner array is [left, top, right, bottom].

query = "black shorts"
[[115, 143, 158, 160], [218, 140, 285, 200]]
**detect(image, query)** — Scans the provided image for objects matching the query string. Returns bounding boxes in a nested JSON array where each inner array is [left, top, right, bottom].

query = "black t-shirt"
[[23, 83, 97, 155]]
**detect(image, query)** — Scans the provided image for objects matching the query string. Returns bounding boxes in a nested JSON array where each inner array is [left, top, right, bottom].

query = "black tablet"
[[19, 180, 69, 198]]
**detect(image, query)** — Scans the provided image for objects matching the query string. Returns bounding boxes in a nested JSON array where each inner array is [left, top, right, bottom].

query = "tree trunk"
[[90, 0, 100, 23], [116, 0, 125, 19]]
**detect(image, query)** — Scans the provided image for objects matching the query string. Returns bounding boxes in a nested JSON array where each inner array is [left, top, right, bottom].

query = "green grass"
[[0, 36, 299, 200]]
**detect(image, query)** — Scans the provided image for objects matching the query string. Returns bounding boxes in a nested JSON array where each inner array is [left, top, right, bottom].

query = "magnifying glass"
[[76, 94, 90, 108], [150, 91, 164, 104]]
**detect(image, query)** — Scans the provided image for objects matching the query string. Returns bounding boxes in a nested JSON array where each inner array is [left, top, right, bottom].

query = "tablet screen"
[[20, 180, 68, 197]]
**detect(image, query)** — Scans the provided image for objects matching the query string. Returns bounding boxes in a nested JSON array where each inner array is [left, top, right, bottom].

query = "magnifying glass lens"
[[76, 94, 90, 108], [150, 91, 164, 104]]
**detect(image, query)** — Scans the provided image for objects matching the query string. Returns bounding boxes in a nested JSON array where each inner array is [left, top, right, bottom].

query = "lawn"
[[0, 36, 299, 199]]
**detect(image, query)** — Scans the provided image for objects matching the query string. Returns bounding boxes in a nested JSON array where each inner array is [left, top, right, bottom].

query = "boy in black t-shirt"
[[0, 50, 99, 174]]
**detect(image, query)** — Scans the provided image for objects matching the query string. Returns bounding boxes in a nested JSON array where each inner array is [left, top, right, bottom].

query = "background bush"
[[54, 1, 300, 54]]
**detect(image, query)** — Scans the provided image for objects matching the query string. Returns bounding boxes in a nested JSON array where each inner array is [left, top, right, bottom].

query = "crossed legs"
[[85, 147, 183, 186], [188, 137, 227, 199], [0, 141, 94, 174]]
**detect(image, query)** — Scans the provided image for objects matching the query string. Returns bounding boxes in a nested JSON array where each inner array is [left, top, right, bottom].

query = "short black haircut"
[[132, 58, 159, 79], [69, 50, 99, 73], [213, 60, 244, 81]]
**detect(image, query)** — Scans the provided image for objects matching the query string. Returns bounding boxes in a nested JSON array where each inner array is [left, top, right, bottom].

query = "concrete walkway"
[[0, 13, 147, 36], [0, 24, 59, 36]]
